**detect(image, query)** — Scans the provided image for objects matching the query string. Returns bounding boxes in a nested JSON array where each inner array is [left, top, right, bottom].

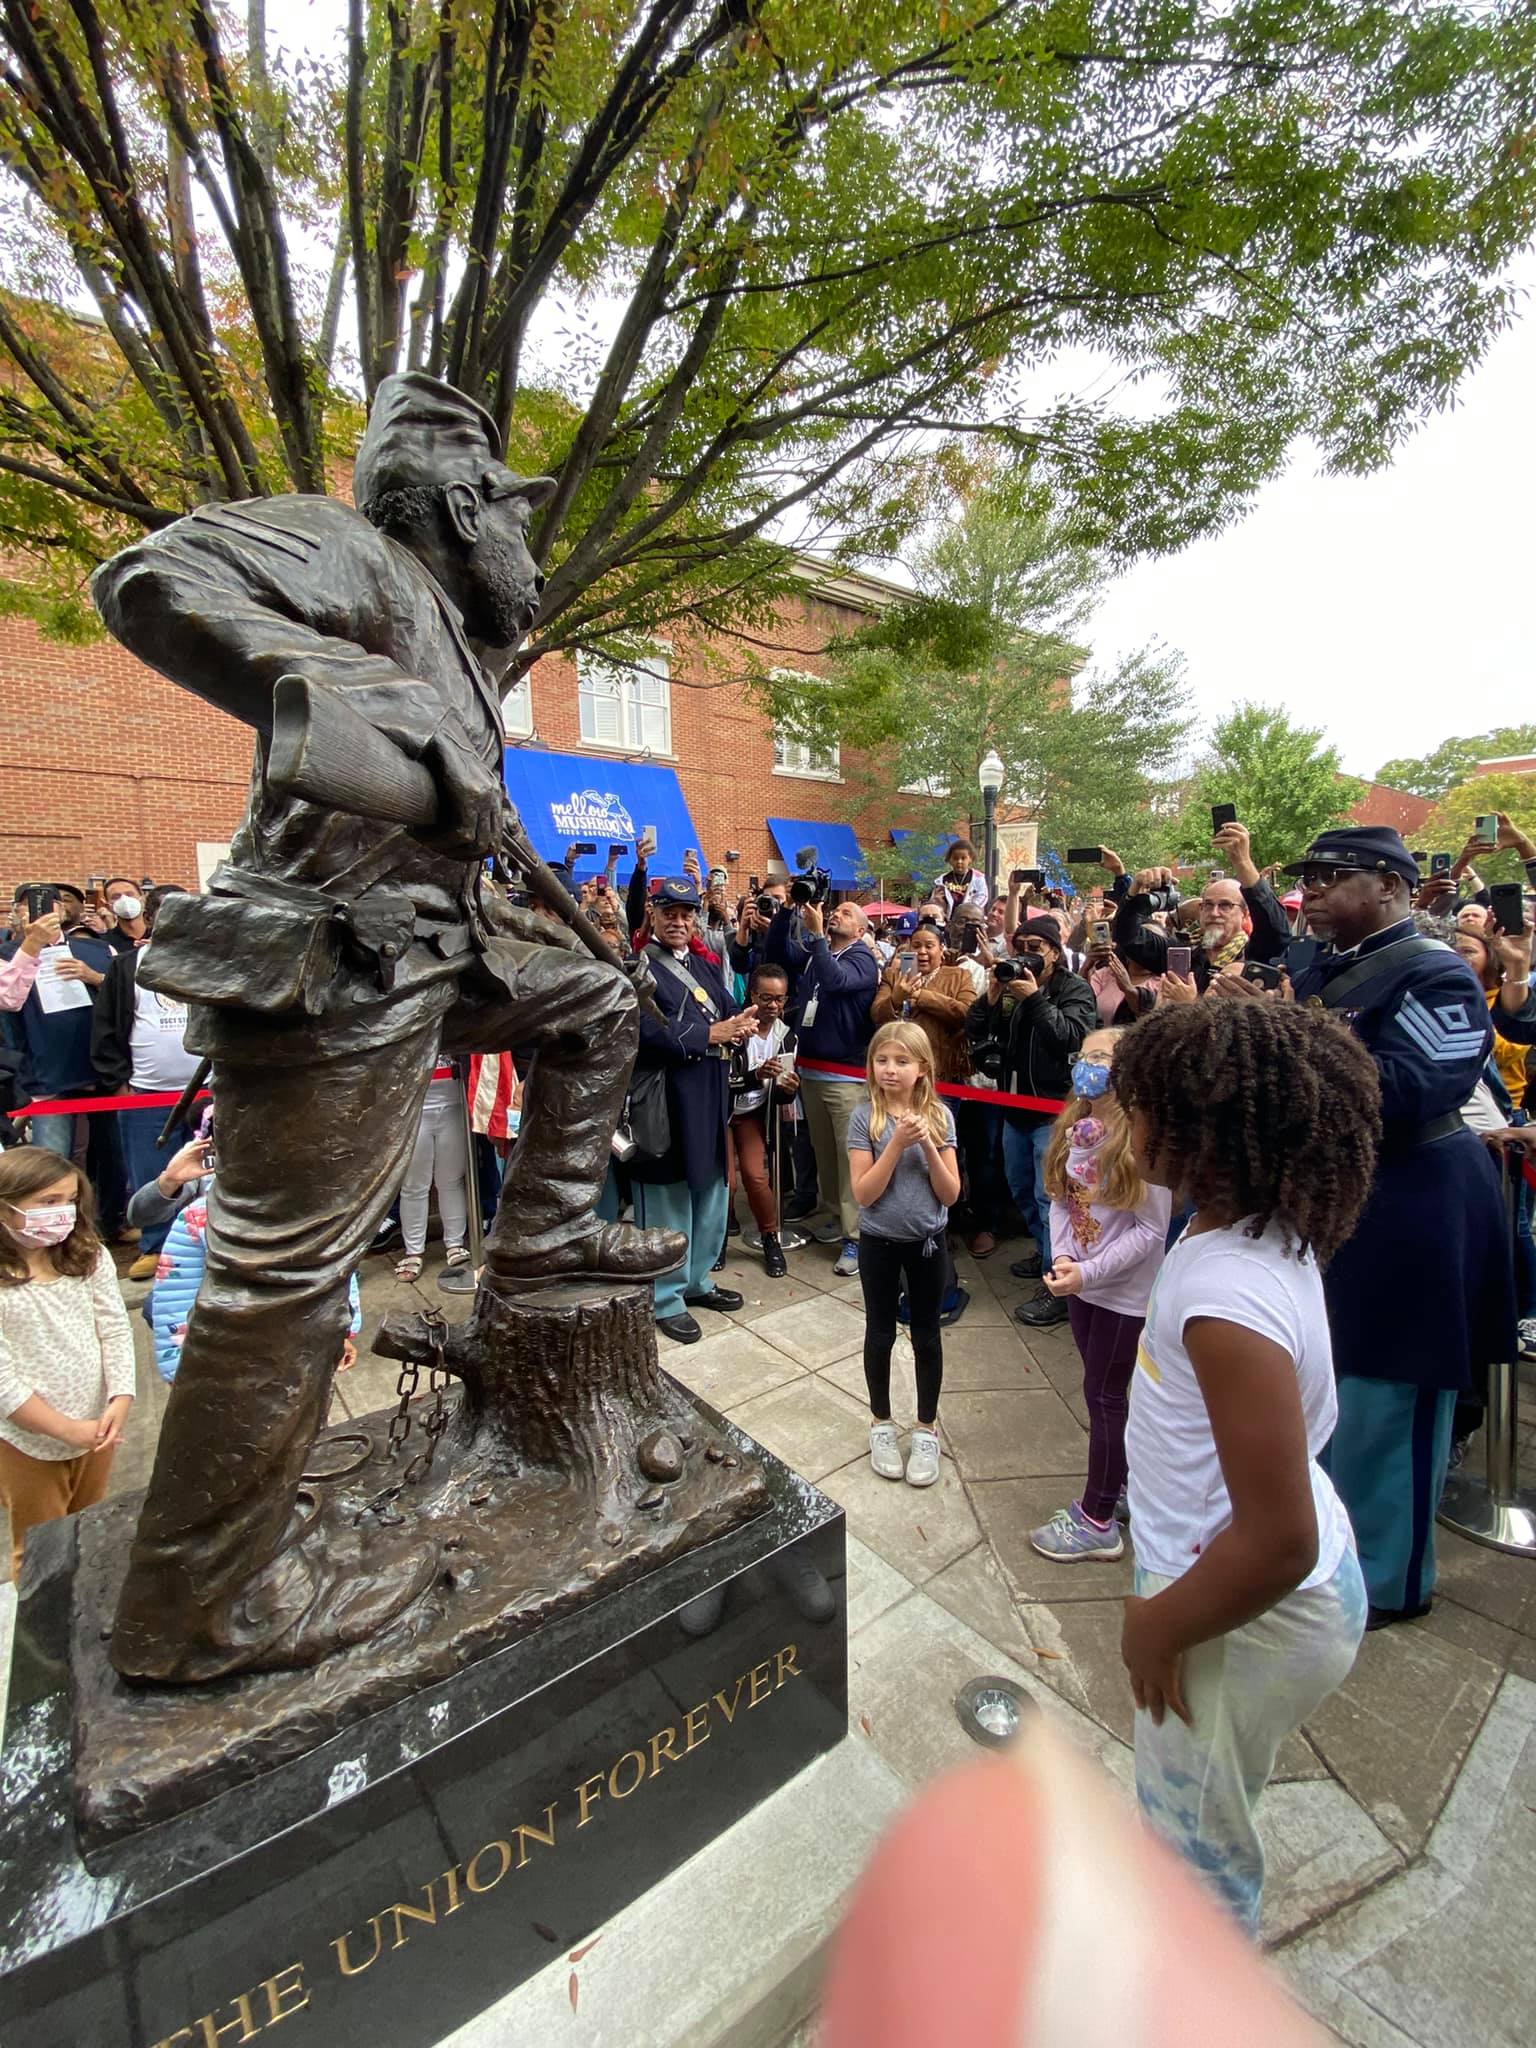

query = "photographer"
[[730, 880, 788, 988], [967, 917, 1095, 1328], [769, 891, 879, 1276]]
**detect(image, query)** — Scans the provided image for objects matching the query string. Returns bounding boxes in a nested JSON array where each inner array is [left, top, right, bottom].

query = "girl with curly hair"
[[848, 1021, 961, 1490], [1109, 999, 1380, 1934], [0, 1145, 135, 1579], [1028, 1026, 1172, 1562]]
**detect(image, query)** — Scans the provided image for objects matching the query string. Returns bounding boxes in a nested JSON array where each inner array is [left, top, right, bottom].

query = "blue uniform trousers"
[[1322, 1377, 1455, 1612], [633, 1178, 730, 1320]]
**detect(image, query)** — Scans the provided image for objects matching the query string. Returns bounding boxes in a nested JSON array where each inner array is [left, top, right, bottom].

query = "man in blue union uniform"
[[1281, 827, 1515, 1628]]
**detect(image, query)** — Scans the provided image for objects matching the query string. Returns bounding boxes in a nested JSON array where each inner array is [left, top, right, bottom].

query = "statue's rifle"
[[262, 672, 662, 1019]]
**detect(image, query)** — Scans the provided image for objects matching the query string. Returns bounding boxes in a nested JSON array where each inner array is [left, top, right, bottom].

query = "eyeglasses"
[[1298, 865, 1361, 892]]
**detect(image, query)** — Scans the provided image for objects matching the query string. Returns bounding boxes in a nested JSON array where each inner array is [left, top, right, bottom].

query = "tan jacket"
[[871, 961, 975, 1084]]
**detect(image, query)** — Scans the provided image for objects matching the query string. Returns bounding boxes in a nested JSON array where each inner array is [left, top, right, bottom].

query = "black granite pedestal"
[[0, 1392, 846, 2048]]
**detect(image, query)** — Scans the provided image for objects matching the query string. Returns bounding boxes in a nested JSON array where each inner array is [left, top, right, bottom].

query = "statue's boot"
[[484, 1218, 686, 1290], [112, 1516, 441, 1685]]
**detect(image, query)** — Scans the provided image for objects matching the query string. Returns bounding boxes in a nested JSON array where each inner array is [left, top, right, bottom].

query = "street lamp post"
[[978, 749, 1005, 902]]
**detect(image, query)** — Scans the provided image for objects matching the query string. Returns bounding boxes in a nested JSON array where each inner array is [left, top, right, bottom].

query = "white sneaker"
[[869, 1422, 905, 1481], [832, 1238, 860, 1277], [905, 1428, 941, 1488]]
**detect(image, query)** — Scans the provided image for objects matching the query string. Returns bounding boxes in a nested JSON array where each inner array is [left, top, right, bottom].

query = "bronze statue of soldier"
[[92, 374, 685, 1685]]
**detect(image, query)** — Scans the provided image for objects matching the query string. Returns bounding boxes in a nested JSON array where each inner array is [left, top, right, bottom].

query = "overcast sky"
[[1085, 255, 1536, 781]]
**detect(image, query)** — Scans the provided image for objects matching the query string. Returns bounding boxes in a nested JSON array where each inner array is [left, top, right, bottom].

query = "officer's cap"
[[353, 373, 557, 518], [1281, 827, 1419, 886], [653, 877, 701, 909]]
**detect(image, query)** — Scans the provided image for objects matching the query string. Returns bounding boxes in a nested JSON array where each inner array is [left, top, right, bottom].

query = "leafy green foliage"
[[1376, 726, 1536, 801], [760, 486, 1194, 879], [0, 0, 1532, 663], [1173, 704, 1364, 872], [1424, 772, 1536, 883]]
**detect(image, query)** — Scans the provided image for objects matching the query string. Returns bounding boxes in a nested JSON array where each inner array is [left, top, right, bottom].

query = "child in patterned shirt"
[[0, 1144, 135, 1579], [1027, 1026, 1171, 1563]]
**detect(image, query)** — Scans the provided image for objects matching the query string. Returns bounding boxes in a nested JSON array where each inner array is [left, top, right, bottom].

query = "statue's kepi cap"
[[1281, 826, 1419, 886], [353, 372, 556, 517]]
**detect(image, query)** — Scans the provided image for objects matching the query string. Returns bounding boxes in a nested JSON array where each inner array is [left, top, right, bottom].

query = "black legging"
[[859, 1231, 945, 1425]]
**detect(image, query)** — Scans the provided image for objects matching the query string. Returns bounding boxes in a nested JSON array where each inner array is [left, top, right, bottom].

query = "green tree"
[[1424, 772, 1536, 884], [0, 0, 1532, 659], [1375, 726, 1536, 801], [1173, 705, 1363, 872], [762, 485, 1194, 882]]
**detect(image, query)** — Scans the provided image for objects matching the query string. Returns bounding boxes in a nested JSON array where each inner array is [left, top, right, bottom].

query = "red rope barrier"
[[9, 1066, 456, 1119], [797, 1056, 1067, 1115]]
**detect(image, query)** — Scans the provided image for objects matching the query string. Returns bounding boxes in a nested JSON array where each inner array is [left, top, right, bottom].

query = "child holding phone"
[[0, 1146, 135, 1578], [1110, 1000, 1378, 1932], [1028, 1027, 1171, 1561], [848, 1021, 961, 1488]]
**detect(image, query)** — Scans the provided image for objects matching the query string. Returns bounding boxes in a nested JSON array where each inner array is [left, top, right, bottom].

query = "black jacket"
[[91, 946, 141, 1092], [1114, 876, 1290, 986], [967, 966, 1097, 1128]]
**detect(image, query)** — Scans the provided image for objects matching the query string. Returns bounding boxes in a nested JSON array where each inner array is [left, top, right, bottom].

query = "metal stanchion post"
[[1437, 1151, 1536, 1555], [437, 1058, 483, 1296]]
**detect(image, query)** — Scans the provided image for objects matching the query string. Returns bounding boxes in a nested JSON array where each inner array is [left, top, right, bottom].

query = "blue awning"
[[502, 749, 700, 882], [767, 816, 866, 889]]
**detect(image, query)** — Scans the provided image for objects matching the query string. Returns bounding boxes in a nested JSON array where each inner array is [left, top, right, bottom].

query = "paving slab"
[[1430, 1528, 1536, 1638], [816, 1461, 982, 1585], [661, 1326, 807, 1408], [1282, 1677, 1536, 2047], [726, 1379, 872, 1485], [939, 1387, 1087, 1480], [844, 1534, 916, 1639], [748, 1299, 868, 1371], [845, 1584, 1132, 1797], [1304, 1611, 1506, 1855], [1257, 1779, 1404, 1946]]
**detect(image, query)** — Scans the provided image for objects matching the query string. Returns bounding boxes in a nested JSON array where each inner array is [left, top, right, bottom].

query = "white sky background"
[[1084, 257, 1536, 780], [265, 0, 1533, 781]]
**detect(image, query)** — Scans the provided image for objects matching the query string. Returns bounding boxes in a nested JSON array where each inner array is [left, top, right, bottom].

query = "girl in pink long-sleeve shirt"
[[1027, 1026, 1170, 1561]]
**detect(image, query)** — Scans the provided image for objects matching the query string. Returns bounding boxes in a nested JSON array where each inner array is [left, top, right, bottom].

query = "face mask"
[[1066, 1114, 1106, 1189], [1072, 1059, 1111, 1100], [110, 894, 143, 919], [6, 1200, 76, 1247]]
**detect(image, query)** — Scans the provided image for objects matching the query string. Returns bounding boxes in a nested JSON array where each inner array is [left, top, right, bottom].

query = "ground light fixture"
[[955, 1675, 1032, 1747]]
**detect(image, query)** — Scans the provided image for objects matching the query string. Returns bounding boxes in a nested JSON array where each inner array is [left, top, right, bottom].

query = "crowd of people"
[[2, 805, 1534, 1934]]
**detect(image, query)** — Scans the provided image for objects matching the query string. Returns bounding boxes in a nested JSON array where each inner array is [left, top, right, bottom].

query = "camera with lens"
[[788, 845, 830, 908], [754, 893, 779, 920], [993, 958, 1022, 982]]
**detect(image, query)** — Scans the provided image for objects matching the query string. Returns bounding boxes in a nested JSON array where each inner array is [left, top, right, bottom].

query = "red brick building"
[[1343, 780, 1434, 843], [0, 554, 929, 899]]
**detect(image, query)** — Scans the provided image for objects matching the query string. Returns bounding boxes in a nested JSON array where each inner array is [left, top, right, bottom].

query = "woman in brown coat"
[[871, 924, 974, 1085]]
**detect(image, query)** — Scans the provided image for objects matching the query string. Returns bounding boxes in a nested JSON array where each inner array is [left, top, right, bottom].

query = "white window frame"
[[898, 772, 949, 798], [577, 646, 672, 756], [501, 670, 534, 739], [769, 667, 841, 782]]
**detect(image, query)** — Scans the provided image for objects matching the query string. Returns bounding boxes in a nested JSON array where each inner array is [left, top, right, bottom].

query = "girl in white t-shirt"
[[1110, 999, 1380, 1934]]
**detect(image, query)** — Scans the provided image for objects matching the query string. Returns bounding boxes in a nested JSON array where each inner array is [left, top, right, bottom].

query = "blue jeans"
[[119, 1101, 192, 1254], [30, 1111, 86, 1164], [1001, 1119, 1053, 1266]]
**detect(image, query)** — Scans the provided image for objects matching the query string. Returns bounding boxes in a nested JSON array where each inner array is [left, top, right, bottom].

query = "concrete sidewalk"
[[5, 1232, 1533, 2045]]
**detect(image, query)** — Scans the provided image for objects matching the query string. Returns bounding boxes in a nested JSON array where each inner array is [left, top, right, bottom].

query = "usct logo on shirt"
[[549, 789, 636, 841]]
